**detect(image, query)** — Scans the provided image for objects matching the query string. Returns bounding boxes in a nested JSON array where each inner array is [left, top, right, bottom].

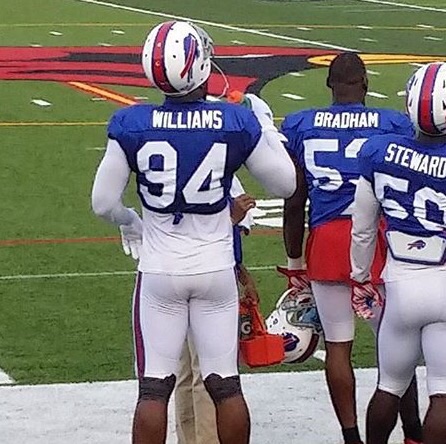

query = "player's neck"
[[417, 133, 446, 145], [332, 94, 365, 106], [165, 87, 206, 103], [332, 99, 365, 106]]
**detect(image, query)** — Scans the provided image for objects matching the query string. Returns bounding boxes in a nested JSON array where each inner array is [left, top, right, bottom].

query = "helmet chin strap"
[[160, 59, 229, 99], [211, 59, 230, 99]]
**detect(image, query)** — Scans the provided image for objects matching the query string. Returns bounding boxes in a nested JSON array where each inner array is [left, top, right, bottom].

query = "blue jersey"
[[108, 99, 261, 216], [233, 225, 243, 265], [281, 103, 414, 228], [359, 134, 446, 237]]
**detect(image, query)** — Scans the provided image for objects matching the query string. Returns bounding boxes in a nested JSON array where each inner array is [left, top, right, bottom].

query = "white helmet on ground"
[[142, 21, 214, 96], [406, 62, 446, 136], [266, 288, 322, 363]]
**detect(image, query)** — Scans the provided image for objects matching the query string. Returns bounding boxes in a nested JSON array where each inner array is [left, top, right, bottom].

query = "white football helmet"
[[406, 62, 446, 136], [266, 288, 322, 363], [142, 21, 214, 96]]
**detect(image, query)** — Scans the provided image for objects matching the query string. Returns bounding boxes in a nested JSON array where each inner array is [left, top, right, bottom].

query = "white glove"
[[119, 209, 143, 260], [245, 94, 275, 128]]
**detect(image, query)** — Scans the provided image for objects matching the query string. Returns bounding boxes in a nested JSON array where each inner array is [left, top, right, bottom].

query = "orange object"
[[227, 90, 244, 104], [306, 218, 387, 285], [239, 299, 285, 368]]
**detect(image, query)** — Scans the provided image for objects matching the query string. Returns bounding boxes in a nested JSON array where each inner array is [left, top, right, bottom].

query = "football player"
[[175, 177, 257, 444], [91, 21, 296, 444], [351, 62, 446, 444], [279, 52, 422, 444]]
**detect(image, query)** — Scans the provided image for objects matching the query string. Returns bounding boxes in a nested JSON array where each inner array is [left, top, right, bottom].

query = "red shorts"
[[305, 218, 386, 285]]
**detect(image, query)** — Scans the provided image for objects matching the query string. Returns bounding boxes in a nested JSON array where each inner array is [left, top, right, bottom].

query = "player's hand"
[[237, 264, 260, 304], [351, 281, 383, 320], [231, 194, 256, 225], [119, 209, 143, 260], [276, 266, 310, 291], [242, 282, 260, 305]]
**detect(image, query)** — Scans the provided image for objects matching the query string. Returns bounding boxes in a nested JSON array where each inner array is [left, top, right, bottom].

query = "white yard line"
[[0, 368, 429, 443], [31, 99, 52, 107], [359, 0, 446, 13], [282, 93, 306, 101], [0, 369, 14, 385], [367, 91, 388, 99], [0, 369, 15, 385], [205, 95, 222, 102], [0, 266, 275, 281], [75, 0, 357, 51], [313, 350, 326, 362]]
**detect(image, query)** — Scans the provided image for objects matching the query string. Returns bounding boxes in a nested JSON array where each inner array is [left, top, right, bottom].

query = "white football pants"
[[378, 271, 446, 397], [132, 269, 239, 380], [311, 281, 382, 342]]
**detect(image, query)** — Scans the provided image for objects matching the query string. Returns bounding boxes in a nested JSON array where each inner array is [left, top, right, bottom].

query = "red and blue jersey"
[[359, 134, 446, 237], [281, 103, 414, 228], [108, 99, 261, 216]]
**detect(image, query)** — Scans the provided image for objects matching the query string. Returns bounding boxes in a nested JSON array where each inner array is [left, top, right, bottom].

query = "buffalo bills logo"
[[282, 332, 299, 352], [180, 33, 200, 82], [408, 240, 426, 250]]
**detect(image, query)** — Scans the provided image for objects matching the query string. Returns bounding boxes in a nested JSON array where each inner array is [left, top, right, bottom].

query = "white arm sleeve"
[[244, 130, 296, 198], [350, 176, 381, 283], [230, 175, 245, 198], [91, 139, 135, 226], [229, 175, 255, 231]]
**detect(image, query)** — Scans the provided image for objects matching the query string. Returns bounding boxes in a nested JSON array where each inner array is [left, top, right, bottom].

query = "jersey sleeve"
[[357, 139, 376, 183], [107, 109, 126, 142], [280, 114, 305, 166], [391, 112, 415, 137], [240, 108, 262, 158], [107, 109, 138, 172]]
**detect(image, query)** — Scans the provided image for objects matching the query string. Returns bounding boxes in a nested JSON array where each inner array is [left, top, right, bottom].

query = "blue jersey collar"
[[163, 98, 206, 106], [331, 102, 365, 108]]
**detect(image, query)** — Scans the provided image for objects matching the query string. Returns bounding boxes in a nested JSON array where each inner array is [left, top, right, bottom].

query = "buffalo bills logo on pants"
[[407, 240, 426, 250]]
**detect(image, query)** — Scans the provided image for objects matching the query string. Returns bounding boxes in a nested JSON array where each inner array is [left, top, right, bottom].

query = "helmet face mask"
[[266, 288, 322, 364], [191, 23, 214, 60], [142, 21, 215, 97], [406, 62, 446, 137]]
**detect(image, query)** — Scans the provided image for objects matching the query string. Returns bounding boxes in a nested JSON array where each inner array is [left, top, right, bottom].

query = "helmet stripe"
[[418, 63, 442, 135], [151, 21, 177, 93], [180, 37, 197, 79]]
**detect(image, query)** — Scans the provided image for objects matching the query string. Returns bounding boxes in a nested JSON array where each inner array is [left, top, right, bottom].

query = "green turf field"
[[0, 0, 445, 385]]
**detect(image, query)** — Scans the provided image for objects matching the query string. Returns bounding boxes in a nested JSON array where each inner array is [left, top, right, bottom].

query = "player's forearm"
[[350, 176, 381, 283], [283, 197, 305, 259], [245, 131, 296, 198], [91, 139, 134, 226]]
